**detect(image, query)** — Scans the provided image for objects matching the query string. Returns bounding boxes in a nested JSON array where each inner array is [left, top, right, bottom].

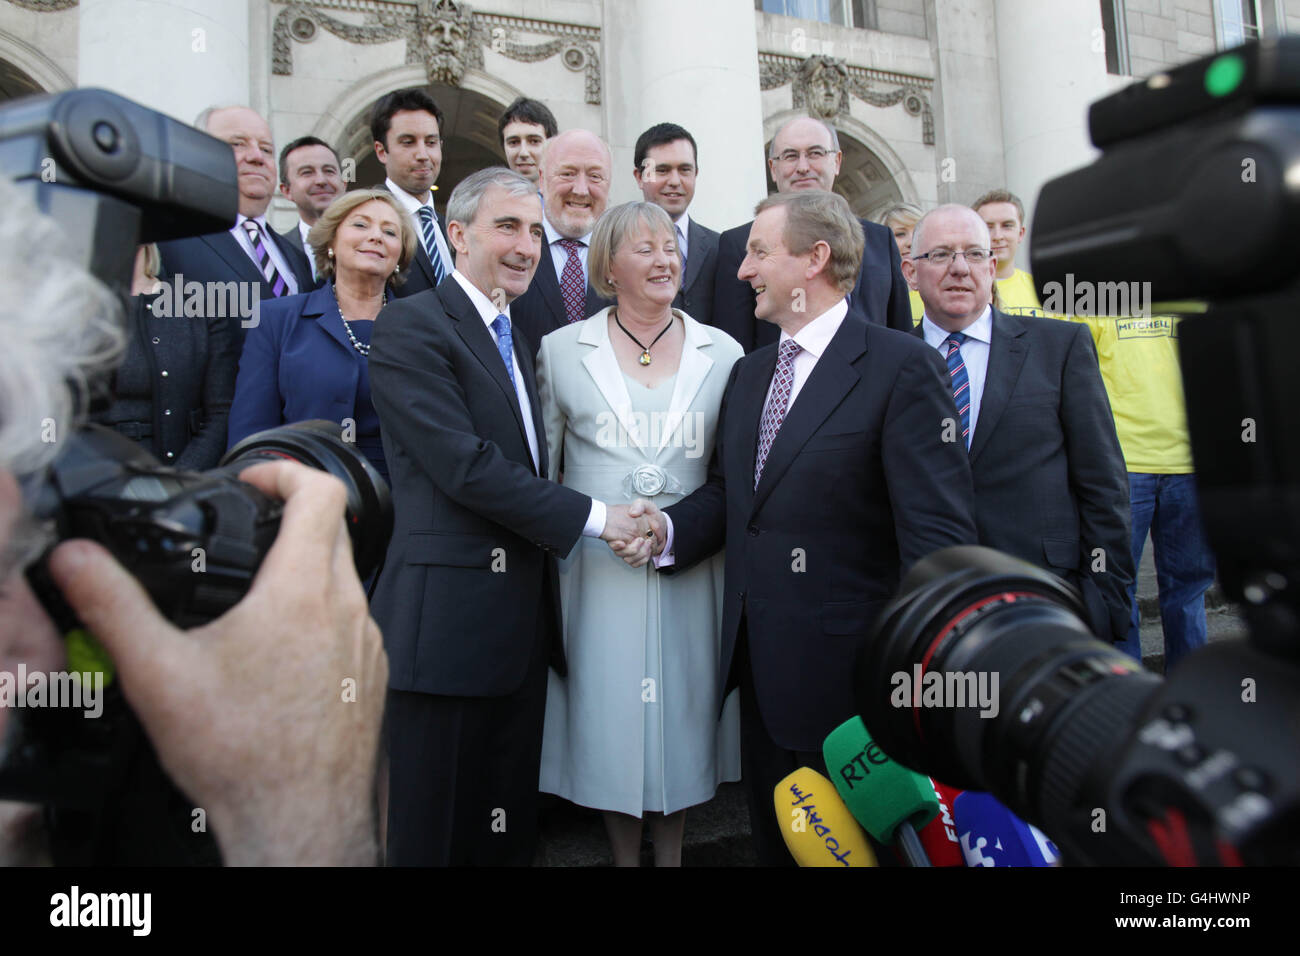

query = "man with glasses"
[[903, 204, 1133, 646], [711, 117, 912, 352]]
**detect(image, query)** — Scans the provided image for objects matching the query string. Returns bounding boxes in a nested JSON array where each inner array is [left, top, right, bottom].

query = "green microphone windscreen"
[[822, 716, 939, 843]]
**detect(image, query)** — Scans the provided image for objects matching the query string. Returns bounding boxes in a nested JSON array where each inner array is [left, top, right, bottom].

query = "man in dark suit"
[[509, 129, 615, 354], [276, 135, 344, 278], [903, 204, 1133, 643], [157, 106, 315, 351], [630, 192, 978, 865], [632, 123, 719, 326], [371, 88, 454, 298], [367, 167, 651, 866], [712, 117, 912, 352]]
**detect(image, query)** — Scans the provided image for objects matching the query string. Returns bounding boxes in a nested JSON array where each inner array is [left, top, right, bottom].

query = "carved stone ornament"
[[4, 0, 78, 10], [760, 53, 935, 145], [272, 0, 602, 103]]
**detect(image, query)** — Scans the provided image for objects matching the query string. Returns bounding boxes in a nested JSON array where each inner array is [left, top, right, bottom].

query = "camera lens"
[[856, 545, 1161, 833], [220, 420, 393, 579]]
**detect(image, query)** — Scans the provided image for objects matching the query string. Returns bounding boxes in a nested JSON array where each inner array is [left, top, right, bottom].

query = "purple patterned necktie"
[[242, 219, 288, 297], [557, 238, 586, 324], [754, 338, 803, 489]]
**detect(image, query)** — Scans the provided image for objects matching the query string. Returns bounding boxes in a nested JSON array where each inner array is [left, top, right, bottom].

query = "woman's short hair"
[[753, 191, 864, 296], [587, 201, 677, 300], [307, 189, 417, 284], [877, 202, 924, 231], [139, 242, 162, 282]]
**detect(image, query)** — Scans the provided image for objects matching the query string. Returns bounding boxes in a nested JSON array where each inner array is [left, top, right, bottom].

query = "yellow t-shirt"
[[1069, 315, 1193, 473], [909, 289, 924, 326], [994, 268, 1045, 318]]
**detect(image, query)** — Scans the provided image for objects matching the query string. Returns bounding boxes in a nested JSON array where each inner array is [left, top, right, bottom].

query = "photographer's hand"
[[48, 461, 387, 866]]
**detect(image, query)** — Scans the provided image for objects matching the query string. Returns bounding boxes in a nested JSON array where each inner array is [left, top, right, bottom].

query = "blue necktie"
[[418, 205, 447, 284], [491, 314, 517, 391], [944, 332, 971, 448], [676, 224, 687, 278]]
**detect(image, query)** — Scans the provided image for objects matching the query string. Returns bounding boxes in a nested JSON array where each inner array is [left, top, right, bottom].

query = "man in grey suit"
[[903, 204, 1133, 642], [633, 123, 719, 327], [276, 135, 344, 279]]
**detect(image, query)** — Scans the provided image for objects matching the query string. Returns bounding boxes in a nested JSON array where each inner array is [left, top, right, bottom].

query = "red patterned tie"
[[557, 238, 586, 324], [754, 339, 803, 489]]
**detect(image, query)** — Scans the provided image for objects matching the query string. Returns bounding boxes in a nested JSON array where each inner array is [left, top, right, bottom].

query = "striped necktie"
[[755, 338, 803, 489], [676, 224, 687, 278], [241, 220, 288, 297], [944, 332, 971, 448], [417, 205, 447, 284]]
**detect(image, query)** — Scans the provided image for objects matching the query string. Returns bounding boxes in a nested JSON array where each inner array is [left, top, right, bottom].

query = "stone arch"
[[0, 30, 73, 99], [761, 107, 920, 219]]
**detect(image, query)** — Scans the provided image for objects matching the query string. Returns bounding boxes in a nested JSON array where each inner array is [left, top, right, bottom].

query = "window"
[[757, 0, 876, 29], [1215, 0, 1261, 47], [1099, 0, 1131, 75]]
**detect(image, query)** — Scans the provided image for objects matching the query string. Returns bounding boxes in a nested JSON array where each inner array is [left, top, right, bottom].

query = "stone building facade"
[[1, 0, 1295, 263]]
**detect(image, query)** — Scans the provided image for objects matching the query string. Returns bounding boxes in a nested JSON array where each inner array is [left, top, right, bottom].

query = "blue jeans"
[[1118, 473, 1216, 673]]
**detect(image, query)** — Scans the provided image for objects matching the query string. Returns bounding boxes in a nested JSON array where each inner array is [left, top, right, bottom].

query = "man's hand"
[[601, 502, 651, 546], [47, 461, 387, 866], [606, 498, 666, 568]]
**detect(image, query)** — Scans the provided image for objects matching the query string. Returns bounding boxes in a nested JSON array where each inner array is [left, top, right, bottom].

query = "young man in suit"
[[156, 106, 315, 350], [372, 88, 454, 298], [367, 167, 653, 866], [712, 117, 912, 352], [277, 135, 345, 278], [903, 204, 1133, 644], [629, 191, 978, 865], [509, 129, 615, 354], [633, 122, 719, 327]]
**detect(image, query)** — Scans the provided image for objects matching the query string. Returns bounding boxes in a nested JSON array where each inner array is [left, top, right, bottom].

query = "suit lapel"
[[534, 245, 569, 329], [440, 280, 534, 467], [968, 309, 1027, 464], [655, 312, 714, 459], [514, 326, 548, 477], [203, 231, 265, 290], [308, 283, 352, 355], [732, 346, 776, 515], [681, 219, 713, 295], [579, 309, 647, 454], [752, 314, 865, 515]]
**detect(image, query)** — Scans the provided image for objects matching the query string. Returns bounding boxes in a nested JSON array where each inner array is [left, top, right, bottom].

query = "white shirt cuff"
[[583, 499, 607, 538], [652, 513, 676, 568]]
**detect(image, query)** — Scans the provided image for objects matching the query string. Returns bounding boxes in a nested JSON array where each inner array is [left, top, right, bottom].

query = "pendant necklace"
[[614, 309, 674, 366]]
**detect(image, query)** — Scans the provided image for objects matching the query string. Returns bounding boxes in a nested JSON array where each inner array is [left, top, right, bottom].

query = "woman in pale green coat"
[[536, 202, 742, 866]]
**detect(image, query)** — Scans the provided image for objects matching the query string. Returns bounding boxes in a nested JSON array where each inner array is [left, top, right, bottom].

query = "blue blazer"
[[227, 281, 366, 449]]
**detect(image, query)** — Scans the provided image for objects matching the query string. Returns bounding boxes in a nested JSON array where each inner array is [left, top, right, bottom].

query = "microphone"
[[916, 779, 965, 867], [774, 768, 879, 867], [953, 791, 1061, 867], [822, 717, 938, 866]]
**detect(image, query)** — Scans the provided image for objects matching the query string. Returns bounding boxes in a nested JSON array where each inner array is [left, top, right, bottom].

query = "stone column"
[[993, 0, 1126, 258], [77, 0, 251, 124], [601, 0, 769, 230]]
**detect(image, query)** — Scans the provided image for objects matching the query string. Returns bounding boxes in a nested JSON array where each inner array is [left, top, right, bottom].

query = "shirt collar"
[[543, 216, 592, 248], [921, 305, 993, 348], [234, 212, 269, 234], [451, 269, 511, 329], [779, 298, 849, 360], [672, 211, 691, 234], [385, 176, 433, 213]]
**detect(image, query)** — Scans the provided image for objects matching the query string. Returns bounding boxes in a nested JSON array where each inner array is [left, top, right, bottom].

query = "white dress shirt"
[[450, 270, 606, 537], [920, 306, 993, 445], [385, 176, 454, 276], [543, 216, 593, 285], [233, 213, 300, 296], [297, 218, 316, 280], [655, 298, 850, 567]]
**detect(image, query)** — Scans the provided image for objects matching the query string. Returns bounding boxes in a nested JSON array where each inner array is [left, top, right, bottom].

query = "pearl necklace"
[[332, 284, 386, 357]]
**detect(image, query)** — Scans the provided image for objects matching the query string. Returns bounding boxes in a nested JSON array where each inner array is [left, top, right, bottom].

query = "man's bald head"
[[199, 106, 276, 218], [768, 116, 843, 192], [902, 204, 997, 332], [540, 128, 612, 238]]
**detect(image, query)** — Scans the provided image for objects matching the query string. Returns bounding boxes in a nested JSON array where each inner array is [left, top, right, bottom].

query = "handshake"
[[600, 498, 668, 568]]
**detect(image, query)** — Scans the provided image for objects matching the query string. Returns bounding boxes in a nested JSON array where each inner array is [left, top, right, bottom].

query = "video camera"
[[858, 37, 1300, 865], [0, 90, 393, 862]]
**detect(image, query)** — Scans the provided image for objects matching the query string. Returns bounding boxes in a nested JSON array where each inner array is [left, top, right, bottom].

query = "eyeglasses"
[[912, 248, 991, 266], [774, 147, 832, 166]]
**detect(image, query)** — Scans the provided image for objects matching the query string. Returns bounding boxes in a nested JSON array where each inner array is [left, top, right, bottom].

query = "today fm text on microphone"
[[821, 716, 940, 866], [918, 778, 966, 867], [775, 768, 878, 867], [953, 791, 1061, 867]]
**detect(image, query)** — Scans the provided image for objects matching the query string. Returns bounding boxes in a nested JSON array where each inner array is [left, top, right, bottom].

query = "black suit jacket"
[[712, 215, 911, 352], [381, 185, 452, 298], [673, 218, 720, 326], [157, 227, 315, 351], [367, 276, 593, 697], [510, 239, 614, 357], [665, 313, 978, 751], [911, 309, 1133, 641]]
